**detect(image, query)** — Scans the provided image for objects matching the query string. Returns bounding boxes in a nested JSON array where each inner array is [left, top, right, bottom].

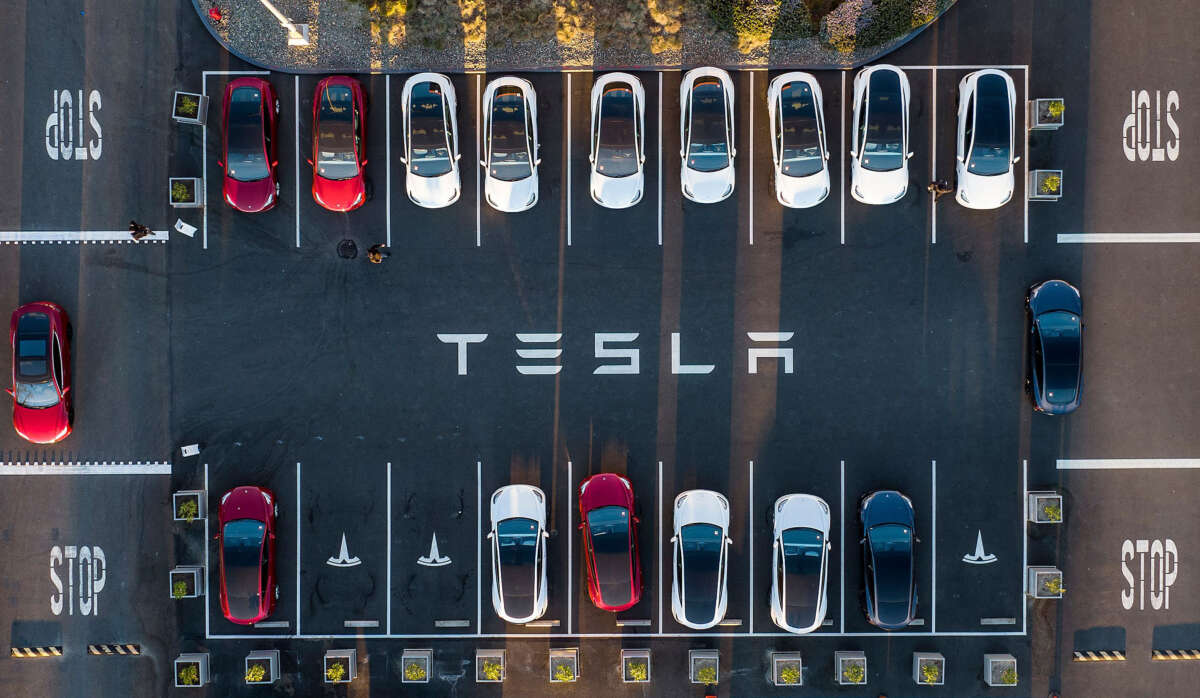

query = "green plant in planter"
[[404, 661, 427, 681], [178, 498, 198, 522], [178, 663, 200, 686], [178, 94, 199, 118], [1044, 575, 1065, 595], [172, 579, 189, 600], [171, 181, 193, 202], [779, 664, 801, 685], [245, 663, 266, 683], [1000, 666, 1018, 685], [1040, 174, 1061, 195], [1041, 502, 1062, 522], [696, 664, 717, 684], [920, 662, 940, 684], [626, 660, 648, 681], [553, 662, 575, 682], [481, 660, 503, 681], [1047, 100, 1064, 119], [842, 662, 866, 684], [326, 661, 347, 682]]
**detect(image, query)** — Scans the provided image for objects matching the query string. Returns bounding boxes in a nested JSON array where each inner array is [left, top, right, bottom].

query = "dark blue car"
[[1027, 280, 1083, 415], [860, 490, 916, 629]]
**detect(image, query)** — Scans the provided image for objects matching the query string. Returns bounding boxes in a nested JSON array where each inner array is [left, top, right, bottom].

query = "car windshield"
[[781, 527, 824, 628], [1037, 311, 1081, 404], [409, 82, 453, 178], [779, 82, 823, 177], [868, 524, 912, 622], [226, 86, 270, 182], [222, 519, 264, 620], [14, 314, 59, 408], [967, 74, 1012, 176], [587, 505, 632, 607], [497, 517, 538, 617], [687, 80, 729, 173], [316, 84, 359, 181], [596, 85, 638, 178], [489, 88, 532, 182], [680, 523, 722, 624], [861, 71, 904, 172]]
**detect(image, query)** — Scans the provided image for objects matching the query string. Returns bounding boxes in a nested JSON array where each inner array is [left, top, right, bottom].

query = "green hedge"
[[706, 0, 817, 41]]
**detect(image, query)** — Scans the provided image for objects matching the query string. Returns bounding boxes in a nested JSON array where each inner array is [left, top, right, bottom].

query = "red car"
[[8, 302, 72, 444], [217, 486, 278, 625], [578, 473, 642, 612], [310, 76, 368, 211], [220, 77, 280, 213]]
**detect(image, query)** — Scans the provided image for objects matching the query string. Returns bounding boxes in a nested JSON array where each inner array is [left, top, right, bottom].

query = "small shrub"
[[172, 579, 188, 600], [819, 0, 870, 53], [779, 664, 801, 684], [626, 660, 648, 681], [326, 661, 347, 682], [1000, 666, 1017, 685], [171, 181, 193, 203], [696, 663, 717, 684], [1041, 502, 1062, 522], [178, 498, 198, 522], [553, 662, 575, 682], [920, 661, 940, 684], [1044, 575, 1064, 595], [405, 661, 427, 681], [842, 662, 866, 684], [707, 0, 815, 44], [481, 659, 503, 681], [245, 663, 266, 683], [1040, 174, 1062, 195], [1047, 100, 1065, 119], [178, 663, 200, 686], [177, 94, 199, 118]]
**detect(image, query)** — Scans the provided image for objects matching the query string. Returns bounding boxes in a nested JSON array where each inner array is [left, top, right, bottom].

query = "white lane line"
[[1057, 233, 1200, 243], [567, 459, 573, 634], [657, 72, 663, 246], [476, 459, 482, 634], [1023, 67, 1029, 244], [657, 460, 663, 633], [748, 72, 754, 246], [748, 459, 754, 633], [931, 68, 937, 245], [204, 463, 210, 638], [203, 76, 208, 250], [930, 459, 936, 634], [207, 629, 1026, 640], [296, 461, 301, 636], [386, 461, 392, 635], [567, 73, 572, 247], [0, 462, 171, 475], [201, 70, 270, 77], [1021, 459, 1027, 634], [1057, 458, 1200, 468], [839, 459, 845, 633], [475, 75, 482, 248], [0, 231, 167, 244], [386, 75, 392, 248], [840, 71, 846, 245], [294, 75, 300, 248]]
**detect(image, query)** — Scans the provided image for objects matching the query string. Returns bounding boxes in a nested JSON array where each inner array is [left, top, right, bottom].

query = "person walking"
[[927, 179, 954, 201], [129, 220, 152, 241], [367, 244, 391, 264]]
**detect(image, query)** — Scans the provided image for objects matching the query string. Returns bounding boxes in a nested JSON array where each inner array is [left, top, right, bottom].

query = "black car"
[[860, 490, 916, 630], [1027, 280, 1083, 415]]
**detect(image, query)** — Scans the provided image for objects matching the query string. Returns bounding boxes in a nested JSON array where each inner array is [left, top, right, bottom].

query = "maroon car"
[[217, 486, 278, 625], [310, 76, 368, 212], [221, 77, 280, 213], [578, 473, 642, 612], [8, 302, 72, 444]]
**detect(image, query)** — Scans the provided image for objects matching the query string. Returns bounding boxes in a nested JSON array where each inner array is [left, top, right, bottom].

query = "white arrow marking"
[[417, 533, 451, 567], [326, 533, 362, 568], [962, 530, 997, 565]]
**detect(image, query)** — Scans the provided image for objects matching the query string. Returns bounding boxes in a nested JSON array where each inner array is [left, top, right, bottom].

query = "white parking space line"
[[657, 73, 663, 247], [476, 459, 482, 635], [930, 69, 938, 245], [657, 460, 663, 633], [748, 72, 754, 246], [1057, 458, 1200, 468], [930, 459, 936, 633], [1057, 233, 1200, 243], [295, 461, 301, 636], [475, 75, 482, 248], [205, 463, 210, 638], [748, 459, 754, 632], [386, 461, 392, 635], [294, 76, 300, 248], [1021, 459, 1027, 634], [386, 75, 392, 248], [839, 459, 845, 633], [567, 459, 573, 634], [840, 71, 846, 246], [0, 462, 171, 474], [1023, 68, 1029, 244], [0, 231, 167, 244], [567, 73, 572, 247]]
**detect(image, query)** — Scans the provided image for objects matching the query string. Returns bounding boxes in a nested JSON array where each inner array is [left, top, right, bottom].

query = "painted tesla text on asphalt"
[[50, 545, 106, 616], [45, 89, 102, 161], [1121, 539, 1178, 610], [1123, 90, 1180, 162], [437, 332, 795, 376]]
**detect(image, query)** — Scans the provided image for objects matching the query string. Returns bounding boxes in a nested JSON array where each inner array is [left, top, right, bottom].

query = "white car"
[[401, 73, 461, 208], [670, 489, 731, 629], [680, 68, 736, 204], [769, 494, 831, 634], [955, 69, 1019, 209], [589, 72, 646, 209], [768, 72, 830, 208], [481, 77, 540, 212], [488, 484, 548, 623], [850, 64, 913, 205]]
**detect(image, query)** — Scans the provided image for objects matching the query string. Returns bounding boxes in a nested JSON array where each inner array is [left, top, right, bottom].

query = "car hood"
[[774, 495, 830, 535], [861, 491, 914, 527], [491, 485, 545, 524], [674, 490, 729, 530], [313, 175, 364, 212], [486, 174, 538, 212], [1030, 280, 1082, 314], [220, 487, 271, 522], [12, 403, 69, 444], [956, 167, 1014, 209], [407, 170, 460, 208], [776, 169, 830, 209], [852, 163, 908, 204], [591, 171, 643, 209], [580, 474, 632, 510], [224, 175, 275, 213], [682, 166, 734, 203]]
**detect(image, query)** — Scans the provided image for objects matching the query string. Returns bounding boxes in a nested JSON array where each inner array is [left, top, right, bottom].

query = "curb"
[[1072, 650, 1126, 662], [10, 646, 63, 658], [88, 644, 142, 656], [1152, 649, 1200, 661]]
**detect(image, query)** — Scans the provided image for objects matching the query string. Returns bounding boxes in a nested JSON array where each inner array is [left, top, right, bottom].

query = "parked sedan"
[[768, 72, 830, 208], [488, 485, 549, 623], [311, 76, 368, 212], [579, 473, 642, 612], [221, 78, 280, 213], [1027, 280, 1083, 414], [481, 77, 540, 212], [217, 486, 278, 625], [401, 73, 461, 208], [850, 64, 912, 205], [955, 69, 1019, 209], [680, 67, 736, 203], [589, 72, 646, 209], [671, 489, 731, 629], [8, 302, 71, 444], [770, 494, 831, 634], [860, 490, 917, 630]]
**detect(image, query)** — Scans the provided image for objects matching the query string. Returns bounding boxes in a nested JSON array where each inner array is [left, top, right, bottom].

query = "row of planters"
[[1029, 97, 1065, 201], [170, 490, 206, 601], [1027, 489, 1066, 599], [169, 90, 207, 208]]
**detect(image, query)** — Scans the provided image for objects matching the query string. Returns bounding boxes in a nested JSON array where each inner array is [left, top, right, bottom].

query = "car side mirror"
[[859, 537, 866, 544], [824, 151, 830, 160], [725, 536, 733, 545], [1013, 155, 1021, 164], [542, 530, 550, 538], [455, 153, 462, 160], [588, 153, 594, 163], [61, 386, 70, 395], [479, 159, 487, 168], [732, 149, 737, 158], [361, 159, 368, 166], [914, 536, 922, 543], [399, 156, 407, 164], [849, 150, 856, 157], [306, 158, 313, 166], [670, 535, 678, 543], [907, 151, 914, 159], [486, 531, 494, 540], [534, 158, 542, 166], [217, 160, 224, 168], [577, 522, 585, 530], [271, 160, 278, 167], [632, 516, 640, 524], [772, 540, 779, 549], [4, 388, 13, 398], [679, 149, 685, 157]]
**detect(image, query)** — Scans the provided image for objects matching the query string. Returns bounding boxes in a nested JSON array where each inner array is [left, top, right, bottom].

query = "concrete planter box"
[[402, 649, 432, 683], [1028, 566, 1065, 598], [323, 649, 357, 684], [549, 647, 578, 683], [1029, 170, 1063, 201], [985, 653, 1018, 687], [1027, 491, 1062, 524], [913, 652, 944, 686], [1029, 98, 1064, 130], [689, 649, 719, 684], [835, 651, 867, 685], [170, 177, 203, 208], [173, 490, 206, 522], [772, 651, 803, 686], [476, 649, 505, 683], [621, 648, 650, 683], [170, 566, 203, 599], [174, 653, 209, 688], [172, 91, 210, 125], [245, 650, 280, 684]]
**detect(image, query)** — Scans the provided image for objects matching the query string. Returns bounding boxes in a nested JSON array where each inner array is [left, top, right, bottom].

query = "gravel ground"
[[196, 0, 955, 72]]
